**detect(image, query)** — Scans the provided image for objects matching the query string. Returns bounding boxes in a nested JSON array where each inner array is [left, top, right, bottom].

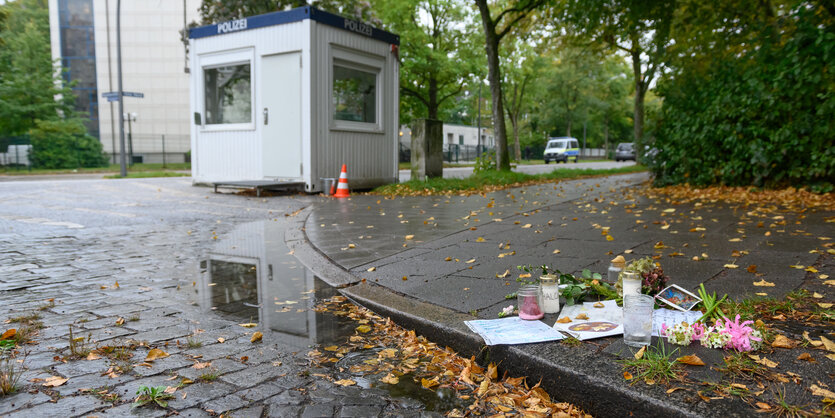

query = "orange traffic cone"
[[333, 164, 350, 198]]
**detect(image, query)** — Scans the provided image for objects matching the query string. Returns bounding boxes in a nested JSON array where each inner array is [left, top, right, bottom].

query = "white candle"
[[622, 271, 642, 296]]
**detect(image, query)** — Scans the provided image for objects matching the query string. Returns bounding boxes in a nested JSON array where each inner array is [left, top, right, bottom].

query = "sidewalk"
[[298, 172, 835, 416]]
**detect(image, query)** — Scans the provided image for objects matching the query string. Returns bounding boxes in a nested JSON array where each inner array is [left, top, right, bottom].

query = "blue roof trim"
[[188, 6, 399, 45]]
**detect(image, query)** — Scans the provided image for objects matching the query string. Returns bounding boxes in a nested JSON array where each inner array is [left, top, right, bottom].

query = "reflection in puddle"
[[196, 220, 469, 413], [196, 220, 352, 348]]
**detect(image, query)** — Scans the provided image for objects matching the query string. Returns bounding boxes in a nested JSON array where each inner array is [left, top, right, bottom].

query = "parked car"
[[615, 142, 635, 162], [543, 137, 579, 163]]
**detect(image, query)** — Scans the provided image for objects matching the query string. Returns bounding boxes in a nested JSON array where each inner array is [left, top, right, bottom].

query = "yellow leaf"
[[663, 208, 676, 213], [771, 335, 795, 349], [519, 273, 531, 279], [238, 323, 257, 328], [820, 336, 835, 353], [552, 249, 561, 254], [334, 379, 356, 387], [810, 384, 835, 398], [487, 362, 498, 380], [755, 402, 772, 410], [556, 317, 572, 323], [192, 362, 212, 369], [478, 379, 489, 397], [496, 270, 510, 279], [753, 279, 775, 287], [115, 317, 125, 325], [444, 257, 452, 261], [818, 303, 833, 309], [86, 352, 101, 361], [145, 348, 169, 361], [624, 249, 634, 254], [476, 237, 486, 242], [676, 355, 706, 366], [250, 332, 263, 343], [606, 235, 614, 241], [217, 337, 225, 343], [812, 292, 824, 299], [465, 258, 475, 264], [623, 371, 633, 380], [820, 274, 830, 279], [42, 376, 68, 387], [421, 377, 440, 389], [367, 267, 376, 272], [805, 267, 818, 273], [574, 313, 589, 320], [381, 373, 399, 385], [728, 238, 742, 242], [356, 325, 371, 333], [724, 264, 739, 269], [405, 235, 414, 240], [634, 346, 646, 360], [522, 224, 532, 228], [667, 387, 684, 394]]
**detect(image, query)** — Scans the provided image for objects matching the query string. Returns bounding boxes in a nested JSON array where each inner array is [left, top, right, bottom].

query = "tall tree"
[[564, 0, 675, 144], [475, 0, 547, 171], [0, 0, 76, 136], [501, 39, 540, 161], [373, 0, 476, 122]]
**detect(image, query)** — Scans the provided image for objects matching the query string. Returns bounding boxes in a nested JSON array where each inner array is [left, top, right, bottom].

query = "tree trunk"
[[476, 0, 511, 171], [633, 83, 646, 143], [428, 76, 438, 120], [566, 116, 572, 137], [603, 114, 610, 156]]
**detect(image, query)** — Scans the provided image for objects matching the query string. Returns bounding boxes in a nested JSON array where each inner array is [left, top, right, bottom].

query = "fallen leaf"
[[192, 362, 212, 369], [772, 335, 795, 349], [477, 379, 489, 397], [381, 373, 399, 385], [405, 235, 414, 240], [575, 313, 589, 320], [444, 257, 452, 261], [522, 224, 532, 229], [250, 332, 263, 343], [606, 235, 615, 241], [42, 376, 68, 387], [86, 352, 101, 361], [163, 386, 177, 394], [810, 384, 835, 398], [797, 353, 814, 362], [676, 355, 706, 366], [746, 265, 757, 273], [748, 354, 778, 368], [818, 302, 833, 309], [334, 379, 356, 387], [724, 264, 739, 269], [476, 237, 486, 243], [145, 348, 169, 361], [623, 371, 633, 380], [487, 362, 498, 380], [634, 346, 646, 360], [115, 317, 125, 326], [465, 259, 476, 264], [662, 208, 676, 213], [519, 273, 531, 279], [238, 323, 257, 328], [421, 377, 440, 388], [821, 336, 835, 353], [217, 337, 225, 343], [356, 325, 371, 333], [728, 238, 742, 242], [1, 329, 16, 340], [496, 270, 510, 279], [666, 387, 684, 394], [593, 302, 605, 308], [552, 249, 561, 254], [755, 402, 771, 410], [812, 292, 824, 299], [753, 279, 775, 287], [556, 317, 572, 324], [367, 267, 376, 272]]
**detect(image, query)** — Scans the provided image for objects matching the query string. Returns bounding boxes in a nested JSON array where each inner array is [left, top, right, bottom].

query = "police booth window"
[[204, 63, 251, 124], [332, 64, 376, 124]]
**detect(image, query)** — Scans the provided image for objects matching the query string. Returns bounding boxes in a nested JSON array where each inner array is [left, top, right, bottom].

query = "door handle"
[[263, 108, 269, 125]]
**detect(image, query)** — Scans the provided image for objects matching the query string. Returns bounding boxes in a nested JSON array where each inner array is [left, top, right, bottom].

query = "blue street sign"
[[101, 91, 144, 101]]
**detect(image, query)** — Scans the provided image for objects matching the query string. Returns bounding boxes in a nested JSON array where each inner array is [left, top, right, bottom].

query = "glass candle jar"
[[517, 285, 544, 320], [539, 275, 560, 314], [609, 255, 625, 284], [621, 270, 642, 297]]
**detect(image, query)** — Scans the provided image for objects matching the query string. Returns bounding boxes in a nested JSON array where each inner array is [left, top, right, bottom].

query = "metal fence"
[[106, 133, 191, 165], [398, 143, 495, 163]]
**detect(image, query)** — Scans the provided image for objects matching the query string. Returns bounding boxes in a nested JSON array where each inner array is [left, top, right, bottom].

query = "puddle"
[[195, 220, 468, 412]]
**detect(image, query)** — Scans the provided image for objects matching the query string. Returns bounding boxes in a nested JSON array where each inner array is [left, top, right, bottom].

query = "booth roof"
[[188, 6, 400, 45]]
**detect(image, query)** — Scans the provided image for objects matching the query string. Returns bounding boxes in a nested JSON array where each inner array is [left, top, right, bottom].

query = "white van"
[[543, 137, 579, 163]]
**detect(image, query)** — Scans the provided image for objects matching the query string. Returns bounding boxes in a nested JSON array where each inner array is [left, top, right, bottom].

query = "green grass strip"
[[104, 171, 189, 179], [373, 165, 647, 196]]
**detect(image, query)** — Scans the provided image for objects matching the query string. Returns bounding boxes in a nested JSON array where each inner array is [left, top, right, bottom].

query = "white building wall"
[[93, 0, 201, 163], [398, 124, 494, 148]]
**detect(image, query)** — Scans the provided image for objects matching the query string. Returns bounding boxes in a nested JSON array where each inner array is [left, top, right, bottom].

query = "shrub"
[[29, 119, 108, 169]]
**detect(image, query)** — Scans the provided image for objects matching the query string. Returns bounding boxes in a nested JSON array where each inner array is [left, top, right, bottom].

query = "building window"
[[333, 65, 376, 123], [459, 134, 464, 145], [204, 63, 251, 125], [58, 0, 98, 138], [447, 133, 454, 144]]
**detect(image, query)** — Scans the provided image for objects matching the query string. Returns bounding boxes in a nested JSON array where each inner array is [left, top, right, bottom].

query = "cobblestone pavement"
[[0, 178, 444, 417]]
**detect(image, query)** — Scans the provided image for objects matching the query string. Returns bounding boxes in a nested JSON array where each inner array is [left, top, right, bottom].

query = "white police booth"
[[189, 6, 400, 193]]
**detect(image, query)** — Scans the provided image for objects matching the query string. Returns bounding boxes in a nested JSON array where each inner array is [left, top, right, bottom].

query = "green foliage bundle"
[[652, 3, 834, 191], [29, 119, 108, 169]]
